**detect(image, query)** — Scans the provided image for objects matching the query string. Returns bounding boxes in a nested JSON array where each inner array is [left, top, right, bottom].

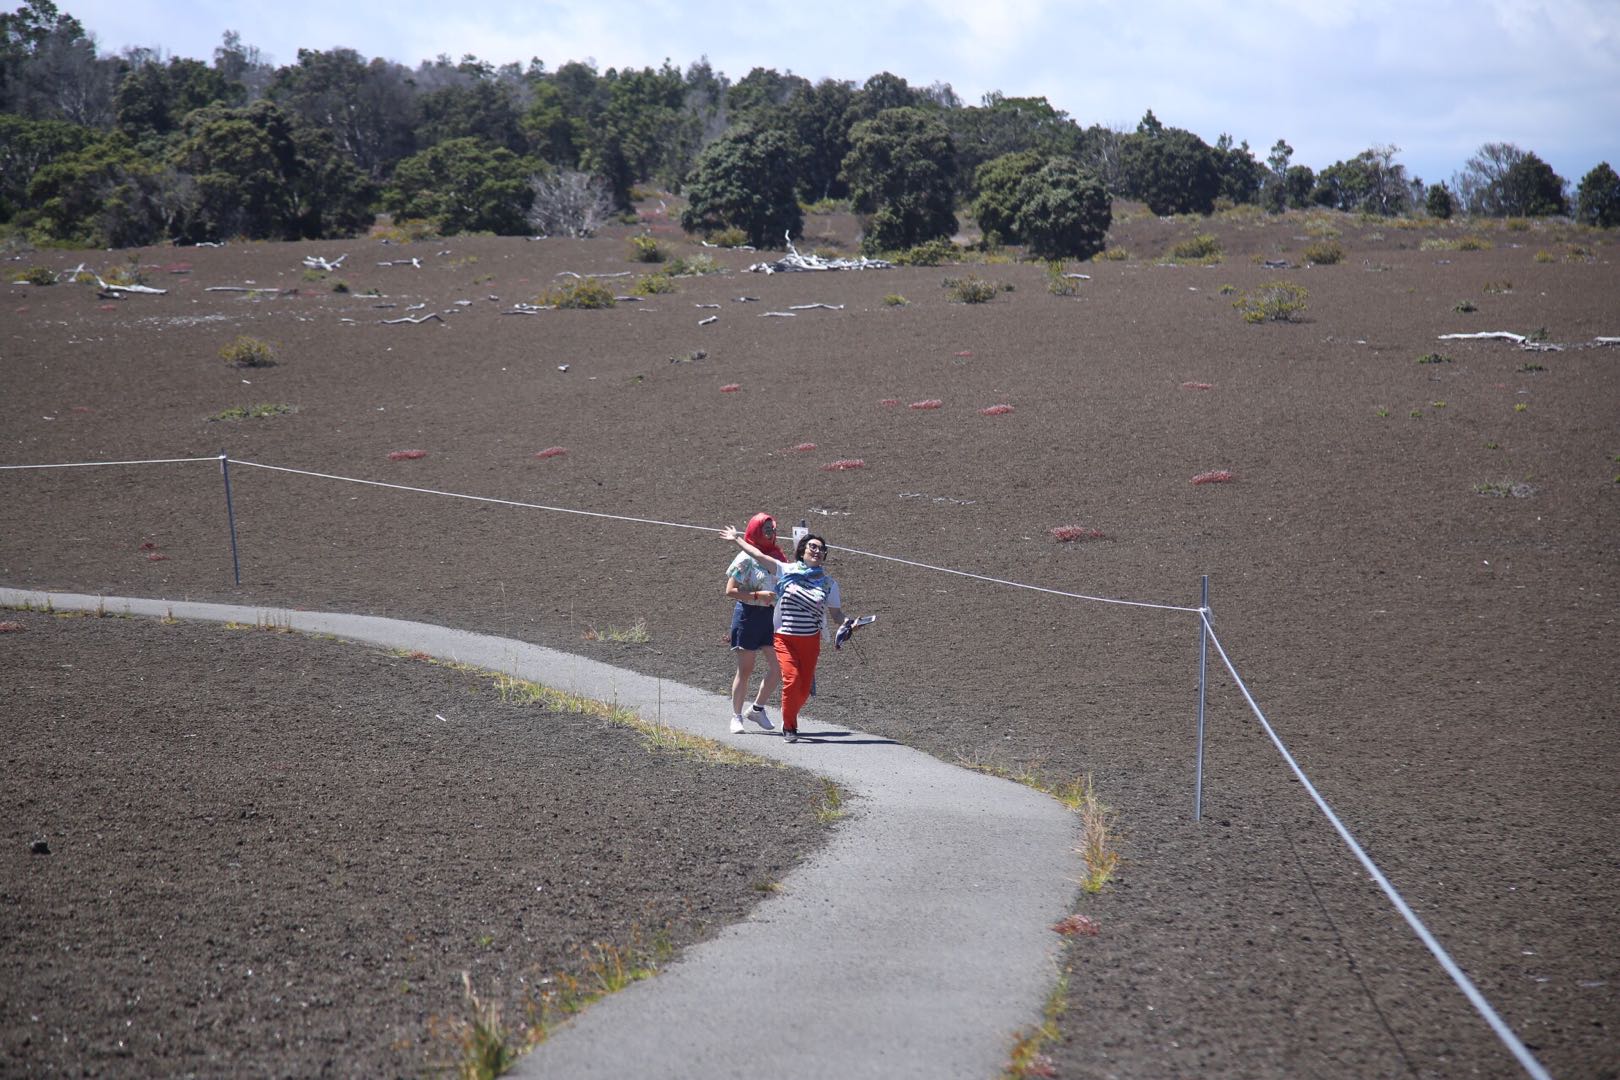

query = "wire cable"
[[1202, 614, 1552, 1080]]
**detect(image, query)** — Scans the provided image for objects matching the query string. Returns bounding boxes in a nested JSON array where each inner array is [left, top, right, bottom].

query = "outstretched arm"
[[720, 524, 786, 571]]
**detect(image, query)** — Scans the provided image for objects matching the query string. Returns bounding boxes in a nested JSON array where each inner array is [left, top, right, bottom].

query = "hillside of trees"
[[3, 0, 1616, 251]]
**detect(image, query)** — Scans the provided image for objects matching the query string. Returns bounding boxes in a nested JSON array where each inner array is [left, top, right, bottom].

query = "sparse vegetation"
[[1303, 239, 1343, 264], [664, 253, 719, 277], [209, 403, 295, 421], [1453, 299, 1478, 313], [1416, 352, 1451, 365], [628, 235, 666, 263], [18, 266, 56, 285], [539, 278, 617, 309], [892, 238, 959, 266], [944, 274, 999, 303], [1169, 232, 1221, 263], [1233, 280, 1307, 323], [219, 335, 275, 367], [631, 273, 677, 296], [583, 620, 650, 644], [881, 294, 910, 307]]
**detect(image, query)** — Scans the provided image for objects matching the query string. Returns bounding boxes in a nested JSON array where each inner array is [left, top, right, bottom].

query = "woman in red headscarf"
[[722, 512, 785, 734]]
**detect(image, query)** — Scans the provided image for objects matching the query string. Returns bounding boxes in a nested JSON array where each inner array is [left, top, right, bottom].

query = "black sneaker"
[[783, 728, 799, 744]]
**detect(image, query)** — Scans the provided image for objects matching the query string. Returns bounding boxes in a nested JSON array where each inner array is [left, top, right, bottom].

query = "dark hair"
[[795, 533, 827, 560]]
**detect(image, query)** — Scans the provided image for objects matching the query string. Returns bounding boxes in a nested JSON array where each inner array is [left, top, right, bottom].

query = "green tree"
[[842, 106, 957, 253], [679, 125, 803, 247], [25, 132, 189, 246], [1499, 152, 1566, 216], [114, 55, 233, 139], [948, 93, 1081, 199], [0, 111, 93, 219], [384, 136, 535, 234], [415, 68, 525, 154], [1121, 113, 1219, 216], [1575, 162, 1620, 227], [581, 62, 695, 208], [1283, 163, 1315, 209], [1213, 134, 1262, 205], [1426, 182, 1454, 219], [176, 100, 373, 240], [971, 149, 1045, 243], [773, 77, 856, 202], [726, 66, 806, 122], [1011, 157, 1111, 260], [267, 48, 417, 180]]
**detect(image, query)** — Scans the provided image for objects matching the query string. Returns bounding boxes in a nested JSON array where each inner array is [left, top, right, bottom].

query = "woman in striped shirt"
[[721, 526, 844, 743]]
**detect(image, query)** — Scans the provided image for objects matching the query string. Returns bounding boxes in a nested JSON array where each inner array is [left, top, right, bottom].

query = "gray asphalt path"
[[2, 589, 1083, 1080]]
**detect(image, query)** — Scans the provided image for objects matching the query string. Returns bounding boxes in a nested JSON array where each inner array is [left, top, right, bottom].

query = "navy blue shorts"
[[729, 602, 775, 651]]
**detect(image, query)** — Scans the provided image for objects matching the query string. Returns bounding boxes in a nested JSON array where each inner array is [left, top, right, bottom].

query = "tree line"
[[3, 0, 1617, 253]]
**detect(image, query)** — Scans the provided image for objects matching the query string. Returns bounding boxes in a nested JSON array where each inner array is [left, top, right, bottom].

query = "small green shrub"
[[1454, 299, 1478, 313], [943, 274, 999, 303], [1170, 233, 1221, 262], [1456, 235, 1492, 251], [628, 235, 666, 263], [18, 266, 55, 285], [707, 226, 749, 248], [882, 294, 909, 306], [631, 273, 677, 296], [373, 218, 439, 243], [1483, 280, 1512, 294], [665, 253, 719, 276], [802, 198, 848, 215], [1303, 239, 1343, 264], [1533, 249, 1555, 263], [1505, 217, 1531, 232], [1218, 283, 1237, 295], [1233, 280, 1308, 323], [1045, 262, 1078, 296], [210, 403, 295, 421], [1416, 352, 1452, 365], [1092, 247, 1128, 261], [892, 238, 958, 266], [331, 280, 349, 293], [219, 335, 275, 367], [540, 278, 617, 309]]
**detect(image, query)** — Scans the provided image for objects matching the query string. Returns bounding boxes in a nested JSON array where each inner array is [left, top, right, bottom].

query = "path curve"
[[2, 590, 1082, 1079]]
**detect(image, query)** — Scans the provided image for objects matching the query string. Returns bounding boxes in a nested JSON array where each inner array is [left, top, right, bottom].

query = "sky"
[[65, 0, 1620, 189]]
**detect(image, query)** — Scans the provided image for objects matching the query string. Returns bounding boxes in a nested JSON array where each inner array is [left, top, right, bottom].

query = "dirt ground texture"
[[2, 201, 1617, 1079]]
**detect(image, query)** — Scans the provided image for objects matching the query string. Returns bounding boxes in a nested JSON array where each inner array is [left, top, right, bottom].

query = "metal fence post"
[[1195, 574, 1210, 821], [220, 450, 241, 586]]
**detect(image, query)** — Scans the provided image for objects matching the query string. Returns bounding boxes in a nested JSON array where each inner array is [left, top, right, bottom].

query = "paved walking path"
[[2, 589, 1083, 1080]]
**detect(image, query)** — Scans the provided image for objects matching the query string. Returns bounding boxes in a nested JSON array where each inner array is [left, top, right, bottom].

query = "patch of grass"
[[1303, 216, 1340, 239], [431, 971, 532, 1080], [1044, 262, 1079, 296], [18, 265, 56, 285], [892, 238, 958, 266], [664, 253, 719, 277], [1092, 247, 1128, 261], [538, 278, 617, 309], [1169, 232, 1221, 263], [814, 779, 848, 824], [1474, 480, 1537, 498], [631, 272, 677, 296], [330, 280, 349, 293], [1415, 352, 1451, 364], [1375, 406, 1390, 417], [209, 403, 295, 421], [1456, 234, 1493, 251], [881, 293, 909, 307], [1002, 972, 1067, 1079], [583, 620, 650, 644], [628, 235, 665, 263], [373, 218, 439, 243], [1453, 299, 1478, 313], [1483, 280, 1513, 294], [1518, 362, 1547, 373], [1303, 239, 1343, 264], [706, 226, 749, 247], [801, 197, 848, 215], [1514, 402, 1529, 413], [1072, 774, 1120, 893], [1533, 249, 1556, 263], [219, 335, 275, 367], [943, 273, 999, 303], [1233, 280, 1307, 323]]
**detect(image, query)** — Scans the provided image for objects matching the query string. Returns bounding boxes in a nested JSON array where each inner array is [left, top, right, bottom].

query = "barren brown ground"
[[3, 201, 1617, 1079]]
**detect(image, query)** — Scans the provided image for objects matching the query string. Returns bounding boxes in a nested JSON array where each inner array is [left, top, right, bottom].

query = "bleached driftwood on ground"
[[381, 313, 443, 324], [205, 286, 288, 294], [54, 263, 167, 294], [734, 296, 760, 302], [302, 255, 347, 272], [788, 303, 844, 311], [1438, 331, 1562, 352], [503, 304, 549, 315], [556, 270, 632, 279], [377, 258, 422, 268], [695, 303, 720, 309], [747, 237, 893, 274], [760, 311, 796, 317], [699, 315, 718, 326]]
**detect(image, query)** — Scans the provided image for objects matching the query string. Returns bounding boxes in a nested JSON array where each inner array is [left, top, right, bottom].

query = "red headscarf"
[[744, 512, 787, 562]]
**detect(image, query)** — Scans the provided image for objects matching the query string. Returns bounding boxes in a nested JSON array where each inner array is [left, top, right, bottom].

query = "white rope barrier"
[[0, 451, 1553, 1076], [228, 459, 1200, 613], [1202, 615, 1552, 1080], [0, 455, 221, 469]]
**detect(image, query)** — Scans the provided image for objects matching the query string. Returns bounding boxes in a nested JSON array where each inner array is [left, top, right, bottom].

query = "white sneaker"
[[748, 705, 775, 731], [729, 715, 746, 734]]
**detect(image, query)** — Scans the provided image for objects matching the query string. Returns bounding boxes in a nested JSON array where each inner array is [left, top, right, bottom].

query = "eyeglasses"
[[804, 543, 826, 553]]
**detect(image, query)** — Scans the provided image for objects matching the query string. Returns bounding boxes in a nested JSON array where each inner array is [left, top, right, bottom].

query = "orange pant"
[[773, 631, 821, 731]]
